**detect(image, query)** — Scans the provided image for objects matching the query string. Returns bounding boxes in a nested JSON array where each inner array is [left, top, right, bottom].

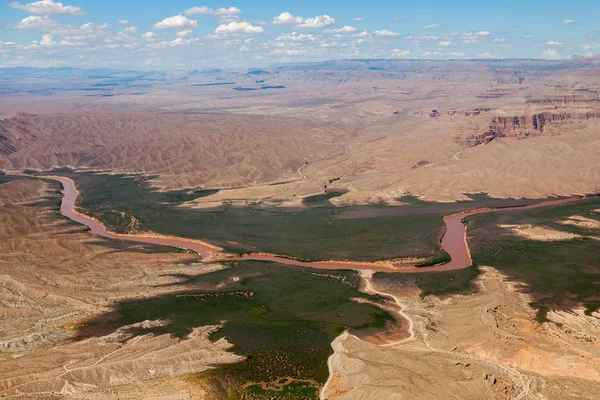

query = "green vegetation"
[[468, 198, 600, 317], [78, 261, 394, 399], [302, 190, 346, 205], [373, 265, 481, 298], [245, 381, 318, 399], [47, 171, 543, 262], [375, 198, 599, 320], [0, 174, 17, 184]]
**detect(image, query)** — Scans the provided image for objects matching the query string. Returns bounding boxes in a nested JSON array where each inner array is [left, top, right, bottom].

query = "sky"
[[0, 0, 599, 70]]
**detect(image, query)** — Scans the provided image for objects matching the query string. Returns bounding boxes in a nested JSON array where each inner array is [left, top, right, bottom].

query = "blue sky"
[[0, 0, 598, 69]]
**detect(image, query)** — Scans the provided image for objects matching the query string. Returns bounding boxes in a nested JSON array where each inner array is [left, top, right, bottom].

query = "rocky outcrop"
[[456, 88, 600, 147], [489, 110, 600, 136]]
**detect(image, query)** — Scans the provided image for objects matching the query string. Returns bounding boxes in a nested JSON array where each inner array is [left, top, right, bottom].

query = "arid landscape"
[[1, 46, 600, 400]]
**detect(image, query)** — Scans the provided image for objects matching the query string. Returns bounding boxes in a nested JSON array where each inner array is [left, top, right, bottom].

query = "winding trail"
[[319, 270, 538, 400], [320, 270, 416, 400], [40, 175, 591, 399], [361, 270, 415, 346]]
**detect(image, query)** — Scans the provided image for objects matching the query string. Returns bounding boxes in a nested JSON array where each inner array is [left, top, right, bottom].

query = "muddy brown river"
[[50, 176, 582, 274]]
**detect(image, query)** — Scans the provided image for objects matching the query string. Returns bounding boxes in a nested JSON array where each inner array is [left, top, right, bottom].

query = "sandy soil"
[[323, 267, 600, 399], [499, 224, 582, 241], [3, 66, 600, 202], [0, 180, 241, 398], [559, 215, 600, 229]]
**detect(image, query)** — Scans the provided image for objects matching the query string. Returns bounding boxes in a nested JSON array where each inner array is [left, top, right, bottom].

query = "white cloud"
[[547, 41, 564, 46], [170, 37, 194, 46], [122, 26, 137, 35], [541, 48, 559, 58], [215, 20, 264, 34], [582, 44, 593, 51], [273, 12, 335, 29], [373, 29, 399, 37], [275, 32, 318, 42], [185, 6, 242, 16], [80, 22, 107, 31], [177, 29, 193, 37], [422, 24, 440, 29], [215, 7, 242, 15], [271, 47, 308, 56], [272, 12, 304, 25], [458, 31, 491, 44], [353, 17, 364, 22], [324, 25, 356, 34], [185, 6, 212, 15], [438, 40, 452, 47], [447, 52, 465, 57], [392, 48, 411, 57], [561, 19, 575, 24], [297, 15, 336, 29], [40, 33, 55, 47], [415, 35, 440, 41], [9, 15, 57, 30], [153, 15, 198, 30], [117, 19, 128, 24], [142, 31, 159, 40], [478, 52, 495, 58], [9, 0, 85, 16]]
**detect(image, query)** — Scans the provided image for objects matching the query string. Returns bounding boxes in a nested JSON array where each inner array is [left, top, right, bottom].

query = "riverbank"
[[47, 174, 588, 274]]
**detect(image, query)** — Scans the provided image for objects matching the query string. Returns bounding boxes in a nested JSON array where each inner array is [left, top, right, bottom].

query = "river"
[[48, 175, 582, 274]]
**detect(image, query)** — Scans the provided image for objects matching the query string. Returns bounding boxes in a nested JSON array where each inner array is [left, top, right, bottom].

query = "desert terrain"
[[2, 58, 600, 200], [324, 267, 600, 400], [1, 57, 600, 399]]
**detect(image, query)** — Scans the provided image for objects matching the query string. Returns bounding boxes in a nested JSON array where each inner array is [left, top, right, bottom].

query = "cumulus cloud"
[[275, 32, 318, 42], [185, 6, 242, 16], [117, 19, 128, 24], [392, 48, 411, 57], [177, 29, 193, 37], [324, 25, 356, 34], [215, 20, 264, 34], [459, 31, 491, 44], [547, 41, 564, 46], [272, 12, 304, 25], [421, 24, 440, 29], [523, 34, 534, 39], [297, 15, 335, 28], [373, 29, 399, 37], [153, 15, 198, 30], [142, 31, 159, 40], [561, 19, 575, 24], [40, 33, 55, 47], [415, 35, 439, 41], [273, 12, 335, 29], [9, 15, 57, 30], [542, 48, 559, 58], [438, 40, 452, 47], [9, 0, 85, 16], [122, 26, 137, 35], [184, 6, 211, 15], [353, 17, 364, 21], [80, 22, 107, 31], [215, 7, 242, 15], [478, 52, 495, 58]]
